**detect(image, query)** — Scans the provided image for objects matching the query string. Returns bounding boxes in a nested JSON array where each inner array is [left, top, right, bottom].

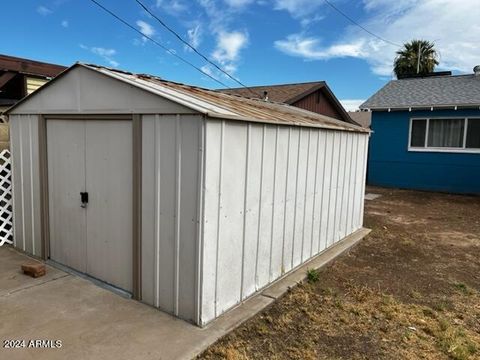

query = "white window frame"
[[408, 117, 480, 154]]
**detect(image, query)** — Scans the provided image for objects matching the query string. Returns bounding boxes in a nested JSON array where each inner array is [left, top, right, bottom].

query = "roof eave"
[[363, 104, 480, 112], [207, 112, 370, 133]]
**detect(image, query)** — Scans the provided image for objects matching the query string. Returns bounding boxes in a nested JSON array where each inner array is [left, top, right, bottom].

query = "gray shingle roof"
[[360, 74, 480, 110]]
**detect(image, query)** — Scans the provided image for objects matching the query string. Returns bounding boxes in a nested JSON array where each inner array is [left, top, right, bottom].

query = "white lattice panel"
[[0, 149, 12, 246]]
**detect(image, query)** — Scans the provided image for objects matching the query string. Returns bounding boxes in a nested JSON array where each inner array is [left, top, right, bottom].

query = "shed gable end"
[[8, 66, 195, 115]]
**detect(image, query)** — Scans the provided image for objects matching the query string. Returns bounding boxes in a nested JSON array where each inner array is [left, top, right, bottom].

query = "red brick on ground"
[[21, 263, 46, 278]]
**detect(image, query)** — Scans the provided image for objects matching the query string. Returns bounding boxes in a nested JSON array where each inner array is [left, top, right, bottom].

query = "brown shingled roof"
[[218, 81, 356, 125], [0, 54, 66, 78], [218, 81, 327, 103]]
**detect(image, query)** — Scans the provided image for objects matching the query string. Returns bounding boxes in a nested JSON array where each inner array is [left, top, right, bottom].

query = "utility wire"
[[322, 0, 401, 47], [134, 0, 258, 97], [87, 0, 231, 88]]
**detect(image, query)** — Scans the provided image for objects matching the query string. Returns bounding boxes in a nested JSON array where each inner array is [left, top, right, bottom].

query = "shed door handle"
[[80, 192, 89, 208]]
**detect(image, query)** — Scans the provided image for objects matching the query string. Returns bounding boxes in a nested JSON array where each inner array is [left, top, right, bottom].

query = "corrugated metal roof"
[[361, 74, 480, 110], [84, 64, 367, 133]]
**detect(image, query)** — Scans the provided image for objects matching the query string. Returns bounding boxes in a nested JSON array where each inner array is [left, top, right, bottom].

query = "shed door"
[[47, 119, 132, 292]]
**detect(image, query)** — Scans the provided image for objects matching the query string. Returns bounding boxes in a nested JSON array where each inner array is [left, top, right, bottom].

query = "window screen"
[[410, 119, 426, 147], [427, 118, 464, 148], [466, 119, 480, 149]]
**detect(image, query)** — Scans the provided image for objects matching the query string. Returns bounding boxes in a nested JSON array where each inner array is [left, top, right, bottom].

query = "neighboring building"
[[361, 67, 480, 194], [0, 54, 66, 118], [348, 111, 371, 128], [7, 63, 369, 326], [218, 81, 357, 124]]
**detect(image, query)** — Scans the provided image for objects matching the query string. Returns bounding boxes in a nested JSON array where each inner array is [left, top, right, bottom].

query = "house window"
[[410, 119, 427, 147], [409, 118, 480, 152], [466, 119, 480, 148]]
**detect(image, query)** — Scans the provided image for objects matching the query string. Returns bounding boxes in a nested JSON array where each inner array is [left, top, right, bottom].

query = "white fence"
[[0, 149, 13, 246]]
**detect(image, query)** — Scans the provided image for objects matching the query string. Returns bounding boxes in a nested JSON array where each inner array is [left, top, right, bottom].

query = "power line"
[[87, 0, 231, 88], [322, 0, 401, 47], [134, 0, 258, 97]]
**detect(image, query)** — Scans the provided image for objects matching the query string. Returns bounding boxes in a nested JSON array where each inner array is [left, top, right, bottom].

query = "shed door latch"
[[80, 192, 89, 208]]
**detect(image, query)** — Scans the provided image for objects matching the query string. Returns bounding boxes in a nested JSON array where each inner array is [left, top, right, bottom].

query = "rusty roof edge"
[[207, 112, 370, 133], [281, 103, 369, 133]]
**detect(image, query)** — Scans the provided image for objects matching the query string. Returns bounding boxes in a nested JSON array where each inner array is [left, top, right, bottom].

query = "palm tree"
[[394, 40, 439, 78]]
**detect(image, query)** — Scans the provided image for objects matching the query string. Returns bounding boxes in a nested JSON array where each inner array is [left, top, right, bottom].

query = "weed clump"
[[306, 268, 320, 283]]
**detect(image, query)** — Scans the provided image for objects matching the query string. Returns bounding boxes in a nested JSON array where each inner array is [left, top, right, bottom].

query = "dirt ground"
[[198, 187, 480, 360]]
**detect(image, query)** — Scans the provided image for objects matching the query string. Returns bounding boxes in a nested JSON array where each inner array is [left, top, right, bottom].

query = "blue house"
[[361, 67, 480, 194]]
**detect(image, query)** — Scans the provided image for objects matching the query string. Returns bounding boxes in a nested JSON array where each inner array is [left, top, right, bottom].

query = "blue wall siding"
[[368, 109, 480, 194]]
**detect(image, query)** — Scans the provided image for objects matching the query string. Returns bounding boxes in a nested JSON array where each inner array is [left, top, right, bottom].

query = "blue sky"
[[3, 1, 480, 110]]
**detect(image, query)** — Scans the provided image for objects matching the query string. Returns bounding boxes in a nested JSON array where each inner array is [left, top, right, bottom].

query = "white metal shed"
[[6, 63, 370, 326]]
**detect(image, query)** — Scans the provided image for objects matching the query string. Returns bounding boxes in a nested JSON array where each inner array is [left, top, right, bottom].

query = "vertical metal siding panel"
[[141, 115, 155, 306], [30, 116, 42, 256], [174, 117, 181, 316], [241, 124, 263, 298], [336, 133, 346, 242], [357, 135, 368, 229], [214, 121, 225, 317], [347, 135, 359, 234], [326, 132, 339, 247], [157, 115, 177, 313], [292, 129, 308, 268], [319, 131, 332, 252], [352, 135, 365, 230], [359, 135, 369, 227], [302, 130, 317, 261], [10, 116, 23, 250], [21, 117, 33, 253], [240, 124, 251, 300], [196, 117, 206, 324], [311, 131, 325, 255], [254, 126, 265, 289], [342, 133, 354, 238], [153, 116, 161, 307], [18, 117, 26, 251], [350, 135, 358, 232], [339, 133, 351, 240], [216, 122, 247, 314], [268, 127, 278, 283], [270, 126, 288, 281], [177, 116, 200, 321], [201, 120, 222, 323], [283, 128, 298, 273], [256, 125, 276, 290], [334, 133, 346, 244]]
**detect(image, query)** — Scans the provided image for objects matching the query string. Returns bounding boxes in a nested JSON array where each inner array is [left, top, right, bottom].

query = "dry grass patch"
[[198, 188, 480, 359]]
